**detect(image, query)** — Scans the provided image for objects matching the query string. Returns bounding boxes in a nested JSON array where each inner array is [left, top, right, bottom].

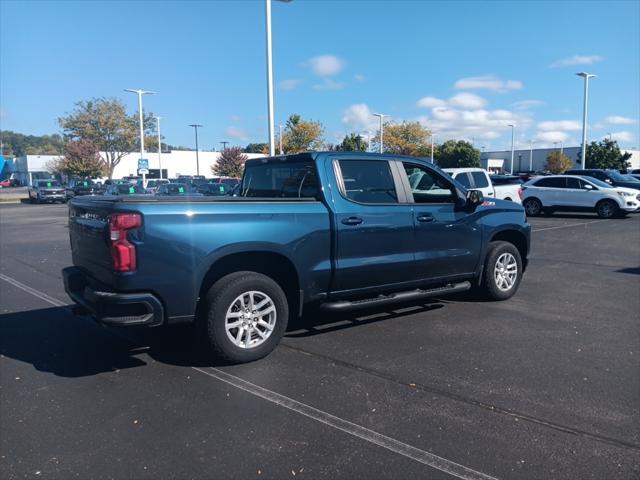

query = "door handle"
[[416, 214, 434, 223], [342, 216, 363, 226], [486, 192, 494, 196]]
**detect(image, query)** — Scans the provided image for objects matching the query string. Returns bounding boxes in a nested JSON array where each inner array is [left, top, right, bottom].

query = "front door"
[[399, 161, 482, 280]]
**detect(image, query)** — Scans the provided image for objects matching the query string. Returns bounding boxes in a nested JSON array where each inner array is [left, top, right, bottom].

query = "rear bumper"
[[63, 266, 164, 327]]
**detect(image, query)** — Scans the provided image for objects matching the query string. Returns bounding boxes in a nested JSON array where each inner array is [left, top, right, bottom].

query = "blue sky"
[[1, 0, 639, 151]]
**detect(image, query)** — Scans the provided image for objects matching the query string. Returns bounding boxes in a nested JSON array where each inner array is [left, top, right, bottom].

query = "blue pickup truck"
[[63, 152, 530, 363]]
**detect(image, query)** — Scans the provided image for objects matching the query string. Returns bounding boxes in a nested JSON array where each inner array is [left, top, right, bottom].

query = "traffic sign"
[[138, 168, 149, 175], [138, 158, 149, 170]]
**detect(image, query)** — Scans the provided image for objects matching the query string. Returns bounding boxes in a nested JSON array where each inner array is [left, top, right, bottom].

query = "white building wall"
[[107, 150, 265, 179]]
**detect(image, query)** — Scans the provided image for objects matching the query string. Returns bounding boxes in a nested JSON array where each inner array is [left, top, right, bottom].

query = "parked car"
[[197, 182, 230, 196], [105, 184, 148, 196], [521, 175, 640, 218], [63, 152, 530, 364], [144, 179, 170, 194], [0, 178, 19, 188], [65, 178, 103, 200], [28, 179, 66, 203], [628, 174, 640, 182], [443, 168, 522, 203], [156, 183, 201, 196], [564, 169, 640, 191]]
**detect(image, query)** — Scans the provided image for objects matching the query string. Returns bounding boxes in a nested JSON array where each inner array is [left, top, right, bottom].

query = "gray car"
[[28, 180, 66, 204]]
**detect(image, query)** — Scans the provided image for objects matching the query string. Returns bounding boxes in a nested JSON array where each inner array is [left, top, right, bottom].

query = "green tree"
[[282, 114, 325, 153], [244, 143, 268, 154], [372, 121, 431, 156], [335, 133, 368, 152], [435, 140, 480, 168], [544, 151, 574, 174], [48, 139, 106, 178], [59, 98, 155, 178], [583, 139, 632, 170], [0, 130, 64, 156], [213, 146, 248, 178]]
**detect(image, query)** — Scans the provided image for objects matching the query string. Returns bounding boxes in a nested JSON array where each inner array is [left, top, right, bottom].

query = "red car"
[[0, 178, 18, 188]]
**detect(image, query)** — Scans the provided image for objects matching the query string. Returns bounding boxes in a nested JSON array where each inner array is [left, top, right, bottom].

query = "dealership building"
[[480, 147, 640, 173]]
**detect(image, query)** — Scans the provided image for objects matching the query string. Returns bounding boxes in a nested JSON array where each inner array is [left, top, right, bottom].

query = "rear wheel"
[[479, 241, 523, 301], [523, 198, 542, 216], [596, 199, 618, 218], [199, 271, 289, 364]]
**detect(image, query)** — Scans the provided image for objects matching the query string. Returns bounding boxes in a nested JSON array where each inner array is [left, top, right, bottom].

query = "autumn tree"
[[582, 139, 632, 170], [48, 139, 106, 178], [281, 114, 325, 153], [335, 133, 368, 152], [59, 98, 155, 178], [435, 140, 480, 168], [244, 143, 268, 153], [372, 121, 431, 156], [544, 151, 574, 174], [213, 147, 248, 178]]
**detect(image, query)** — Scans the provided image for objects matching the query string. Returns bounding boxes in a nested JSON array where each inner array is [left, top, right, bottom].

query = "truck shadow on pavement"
[[1, 300, 448, 375]]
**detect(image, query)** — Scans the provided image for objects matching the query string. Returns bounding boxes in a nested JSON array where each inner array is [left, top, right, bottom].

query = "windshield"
[[621, 174, 640, 183], [37, 180, 61, 188], [605, 170, 634, 182], [584, 177, 613, 189]]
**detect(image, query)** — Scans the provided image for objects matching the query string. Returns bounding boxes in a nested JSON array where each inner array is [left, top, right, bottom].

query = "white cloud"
[[535, 131, 569, 143], [313, 78, 346, 91], [449, 92, 487, 109], [279, 79, 302, 91], [537, 120, 581, 131], [354, 74, 366, 82], [510, 100, 544, 110], [608, 131, 635, 142], [305, 54, 345, 76], [230, 114, 241, 123], [454, 75, 523, 92], [342, 104, 379, 132], [604, 115, 637, 125], [416, 96, 446, 109], [224, 126, 249, 141], [549, 55, 604, 68]]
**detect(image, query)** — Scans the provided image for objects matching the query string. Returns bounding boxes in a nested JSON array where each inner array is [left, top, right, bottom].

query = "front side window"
[[338, 160, 398, 204], [471, 171, 489, 188], [403, 163, 456, 203], [566, 178, 582, 189]]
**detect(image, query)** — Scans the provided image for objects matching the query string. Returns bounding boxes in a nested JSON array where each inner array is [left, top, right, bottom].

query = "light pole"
[[607, 132, 612, 141], [529, 140, 534, 171], [189, 124, 203, 176], [155, 116, 163, 179], [220, 141, 229, 150], [372, 113, 387, 153], [124, 88, 156, 185], [264, 1, 292, 156], [577, 72, 596, 169], [431, 133, 436, 163], [278, 124, 283, 154], [507, 124, 515, 174]]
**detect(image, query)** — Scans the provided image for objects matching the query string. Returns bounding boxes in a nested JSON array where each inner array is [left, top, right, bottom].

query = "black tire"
[[479, 241, 523, 301], [523, 198, 542, 217], [595, 199, 618, 219], [199, 271, 289, 364]]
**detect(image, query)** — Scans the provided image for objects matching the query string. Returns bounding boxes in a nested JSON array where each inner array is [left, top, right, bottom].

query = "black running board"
[[320, 281, 471, 312]]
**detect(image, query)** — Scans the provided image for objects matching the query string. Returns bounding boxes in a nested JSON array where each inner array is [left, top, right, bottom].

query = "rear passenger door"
[[331, 159, 416, 292], [533, 177, 566, 205]]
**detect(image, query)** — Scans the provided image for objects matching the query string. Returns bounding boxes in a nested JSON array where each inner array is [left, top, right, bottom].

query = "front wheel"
[[199, 271, 289, 364], [596, 199, 618, 218], [479, 241, 523, 301]]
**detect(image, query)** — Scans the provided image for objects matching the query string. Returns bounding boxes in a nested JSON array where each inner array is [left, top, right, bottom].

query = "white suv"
[[521, 175, 640, 218]]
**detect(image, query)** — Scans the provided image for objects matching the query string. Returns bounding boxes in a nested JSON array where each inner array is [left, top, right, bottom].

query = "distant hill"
[[0, 130, 64, 157]]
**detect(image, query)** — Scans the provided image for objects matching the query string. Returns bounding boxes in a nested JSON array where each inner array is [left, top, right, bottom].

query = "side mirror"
[[466, 189, 484, 211], [583, 184, 594, 190], [605, 179, 612, 184]]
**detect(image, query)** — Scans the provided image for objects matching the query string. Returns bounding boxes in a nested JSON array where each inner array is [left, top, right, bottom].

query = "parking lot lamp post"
[[529, 140, 534, 171], [155, 116, 163, 179], [372, 113, 386, 153], [576, 72, 596, 169], [220, 141, 229, 150], [189, 124, 203, 176], [124, 89, 156, 185], [431, 133, 436, 163], [507, 124, 515, 174], [278, 124, 283, 154]]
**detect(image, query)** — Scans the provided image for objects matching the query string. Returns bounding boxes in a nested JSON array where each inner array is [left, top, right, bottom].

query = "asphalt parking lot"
[[1, 203, 639, 480]]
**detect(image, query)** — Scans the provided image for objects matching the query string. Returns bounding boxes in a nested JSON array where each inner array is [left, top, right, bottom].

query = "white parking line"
[[0, 273, 67, 307], [532, 219, 605, 232], [0, 272, 498, 480], [191, 367, 497, 480]]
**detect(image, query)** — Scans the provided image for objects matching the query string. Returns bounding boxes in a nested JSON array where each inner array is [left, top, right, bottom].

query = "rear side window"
[[338, 160, 398, 204], [453, 173, 472, 188], [241, 161, 319, 198], [535, 177, 566, 188], [471, 172, 489, 188]]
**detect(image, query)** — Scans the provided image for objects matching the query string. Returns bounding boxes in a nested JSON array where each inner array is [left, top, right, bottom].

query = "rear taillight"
[[109, 213, 142, 272], [518, 187, 524, 199]]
